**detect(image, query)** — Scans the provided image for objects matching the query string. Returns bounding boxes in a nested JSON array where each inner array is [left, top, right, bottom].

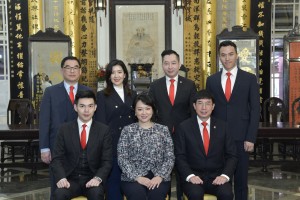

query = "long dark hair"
[[103, 59, 132, 96]]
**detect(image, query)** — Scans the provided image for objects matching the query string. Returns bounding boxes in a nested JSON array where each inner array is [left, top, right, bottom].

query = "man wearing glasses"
[[39, 56, 90, 199]]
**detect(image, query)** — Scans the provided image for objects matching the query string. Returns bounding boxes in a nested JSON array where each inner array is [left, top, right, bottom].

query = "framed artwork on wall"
[[109, 0, 171, 81], [28, 28, 71, 109]]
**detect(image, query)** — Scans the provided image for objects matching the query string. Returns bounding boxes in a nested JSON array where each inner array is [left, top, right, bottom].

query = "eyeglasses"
[[63, 66, 81, 71]]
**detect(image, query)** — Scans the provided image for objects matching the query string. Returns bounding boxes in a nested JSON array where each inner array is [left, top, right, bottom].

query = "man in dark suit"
[[51, 90, 112, 200], [175, 89, 237, 199], [148, 49, 196, 200], [206, 41, 260, 200], [148, 49, 197, 135], [39, 56, 90, 197]]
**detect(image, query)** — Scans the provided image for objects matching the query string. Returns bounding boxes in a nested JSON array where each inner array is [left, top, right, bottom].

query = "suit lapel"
[[191, 116, 206, 155], [57, 82, 77, 120], [174, 76, 184, 105], [70, 121, 81, 153], [87, 121, 99, 150], [111, 89, 124, 105], [208, 117, 218, 154], [58, 82, 70, 101], [215, 72, 227, 102], [231, 68, 242, 101], [158, 77, 172, 106]]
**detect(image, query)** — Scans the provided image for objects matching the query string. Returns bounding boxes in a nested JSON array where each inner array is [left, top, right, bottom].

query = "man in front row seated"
[[50, 90, 112, 200], [174, 90, 238, 200]]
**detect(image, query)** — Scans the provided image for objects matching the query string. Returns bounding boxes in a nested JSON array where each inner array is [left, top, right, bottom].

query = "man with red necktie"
[[51, 90, 112, 200], [149, 50, 196, 136], [39, 56, 91, 199], [206, 41, 260, 200], [149, 49, 197, 200], [174, 89, 237, 200]]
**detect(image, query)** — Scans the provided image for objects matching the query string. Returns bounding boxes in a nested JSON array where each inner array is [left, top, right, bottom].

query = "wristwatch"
[[93, 176, 102, 183]]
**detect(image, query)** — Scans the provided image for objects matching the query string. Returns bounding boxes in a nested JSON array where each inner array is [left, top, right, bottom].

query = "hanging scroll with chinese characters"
[[8, 0, 29, 99], [77, 1, 97, 89], [184, 0, 216, 90], [251, 0, 272, 105]]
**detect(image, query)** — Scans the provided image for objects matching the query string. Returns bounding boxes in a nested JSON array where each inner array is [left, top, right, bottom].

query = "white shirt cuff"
[[186, 174, 195, 182], [41, 148, 50, 153], [221, 174, 230, 181]]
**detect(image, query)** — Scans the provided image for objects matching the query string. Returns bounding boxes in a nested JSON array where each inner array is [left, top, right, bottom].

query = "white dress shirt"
[[166, 75, 178, 97], [221, 66, 238, 94], [77, 118, 93, 145]]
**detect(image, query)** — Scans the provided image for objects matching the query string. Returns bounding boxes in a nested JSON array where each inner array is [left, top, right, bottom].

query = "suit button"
[[119, 127, 122, 130], [128, 116, 131, 118], [115, 105, 118, 108], [120, 116, 122, 118]]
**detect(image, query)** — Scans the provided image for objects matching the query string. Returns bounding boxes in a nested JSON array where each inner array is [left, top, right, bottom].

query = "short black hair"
[[218, 40, 237, 54], [74, 90, 96, 105], [193, 89, 215, 104], [134, 92, 157, 122], [161, 49, 180, 62], [61, 56, 81, 68]]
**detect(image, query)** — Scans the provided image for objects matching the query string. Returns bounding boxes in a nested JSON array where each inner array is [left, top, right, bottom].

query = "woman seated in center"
[[117, 92, 174, 200]]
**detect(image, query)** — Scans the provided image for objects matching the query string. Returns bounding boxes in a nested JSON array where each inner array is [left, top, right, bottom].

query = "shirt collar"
[[222, 66, 238, 77], [196, 116, 211, 127], [64, 81, 78, 90], [77, 118, 93, 128], [166, 75, 178, 82]]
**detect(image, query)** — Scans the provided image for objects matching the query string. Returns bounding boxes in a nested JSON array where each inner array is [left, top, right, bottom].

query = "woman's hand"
[[136, 176, 151, 187], [148, 176, 163, 189]]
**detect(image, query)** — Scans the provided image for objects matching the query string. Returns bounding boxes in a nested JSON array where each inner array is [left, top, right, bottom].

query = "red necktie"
[[69, 86, 75, 104], [201, 121, 209, 155], [169, 79, 175, 105], [81, 124, 87, 149], [225, 72, 231, 101]]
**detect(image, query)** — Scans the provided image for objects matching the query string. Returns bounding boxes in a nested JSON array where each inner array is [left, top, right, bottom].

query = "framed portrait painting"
[[110, 0, 171, 80]]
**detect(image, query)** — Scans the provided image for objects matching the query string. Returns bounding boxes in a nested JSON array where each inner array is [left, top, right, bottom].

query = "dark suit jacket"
[[95, 89, 136, 156], [175, 116, 237, 181], [39, 82, 90, 151], [50, 120, 112, 184], [148, 76, 197, 132], [206, 69, 260, 143]]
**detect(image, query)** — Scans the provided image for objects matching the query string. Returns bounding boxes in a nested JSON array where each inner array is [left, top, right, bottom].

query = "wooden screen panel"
[[289, 62, 300, 124], [289, 42, 300, 59]]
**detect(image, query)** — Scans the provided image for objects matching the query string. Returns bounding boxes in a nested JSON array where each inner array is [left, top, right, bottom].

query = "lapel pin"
[[214, 126, 216, 129]]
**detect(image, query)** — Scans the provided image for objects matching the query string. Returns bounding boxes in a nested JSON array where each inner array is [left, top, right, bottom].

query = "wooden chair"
[[252, 97, 286, 161], [264, 97, 286, 159], [1, 99, 34, 164]]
